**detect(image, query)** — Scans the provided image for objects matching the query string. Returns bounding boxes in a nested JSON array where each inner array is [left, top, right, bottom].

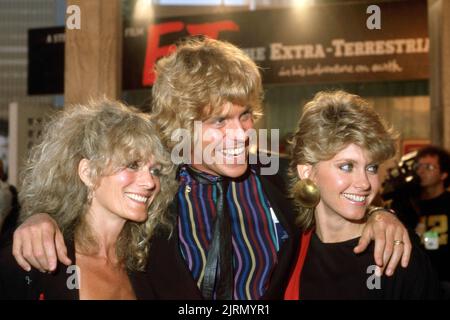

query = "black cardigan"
[[0, 239, 156, 300]]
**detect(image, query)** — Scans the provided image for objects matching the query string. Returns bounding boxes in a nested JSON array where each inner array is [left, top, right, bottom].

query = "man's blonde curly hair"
[[151, 36, 264, 150]]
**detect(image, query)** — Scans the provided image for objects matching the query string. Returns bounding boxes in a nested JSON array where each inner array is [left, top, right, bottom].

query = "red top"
[[284, 230, 313, 300]]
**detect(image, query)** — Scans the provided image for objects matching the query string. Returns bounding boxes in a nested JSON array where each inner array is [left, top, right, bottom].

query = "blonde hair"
[[289, 91, 397, 230], [151, 36, 263, 150], [19, 99, 177, 271]]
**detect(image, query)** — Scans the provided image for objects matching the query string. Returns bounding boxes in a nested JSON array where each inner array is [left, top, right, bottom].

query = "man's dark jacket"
[[135, 167, 301, 300]]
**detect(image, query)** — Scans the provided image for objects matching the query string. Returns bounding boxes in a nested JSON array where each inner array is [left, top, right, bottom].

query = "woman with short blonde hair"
[[285, 91, 438, 300], [289, 90, 397, 230]]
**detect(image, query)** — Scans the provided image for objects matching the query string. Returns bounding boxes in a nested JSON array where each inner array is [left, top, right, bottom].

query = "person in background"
[[391, 145, 450, 299], [285, 91, 438, 299], [0, 100, 177, 299]]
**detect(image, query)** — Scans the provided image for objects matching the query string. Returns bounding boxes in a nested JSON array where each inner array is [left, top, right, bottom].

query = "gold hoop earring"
[[293, 178, 320, 208]]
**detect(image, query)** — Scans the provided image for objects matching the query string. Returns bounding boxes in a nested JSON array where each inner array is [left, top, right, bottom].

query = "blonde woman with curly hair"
[[285, 91, 438, 300], [0, 100, 177, 299]]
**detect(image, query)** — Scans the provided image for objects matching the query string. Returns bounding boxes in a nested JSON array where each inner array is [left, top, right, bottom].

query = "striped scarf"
[[177, 165, 287, 300]]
